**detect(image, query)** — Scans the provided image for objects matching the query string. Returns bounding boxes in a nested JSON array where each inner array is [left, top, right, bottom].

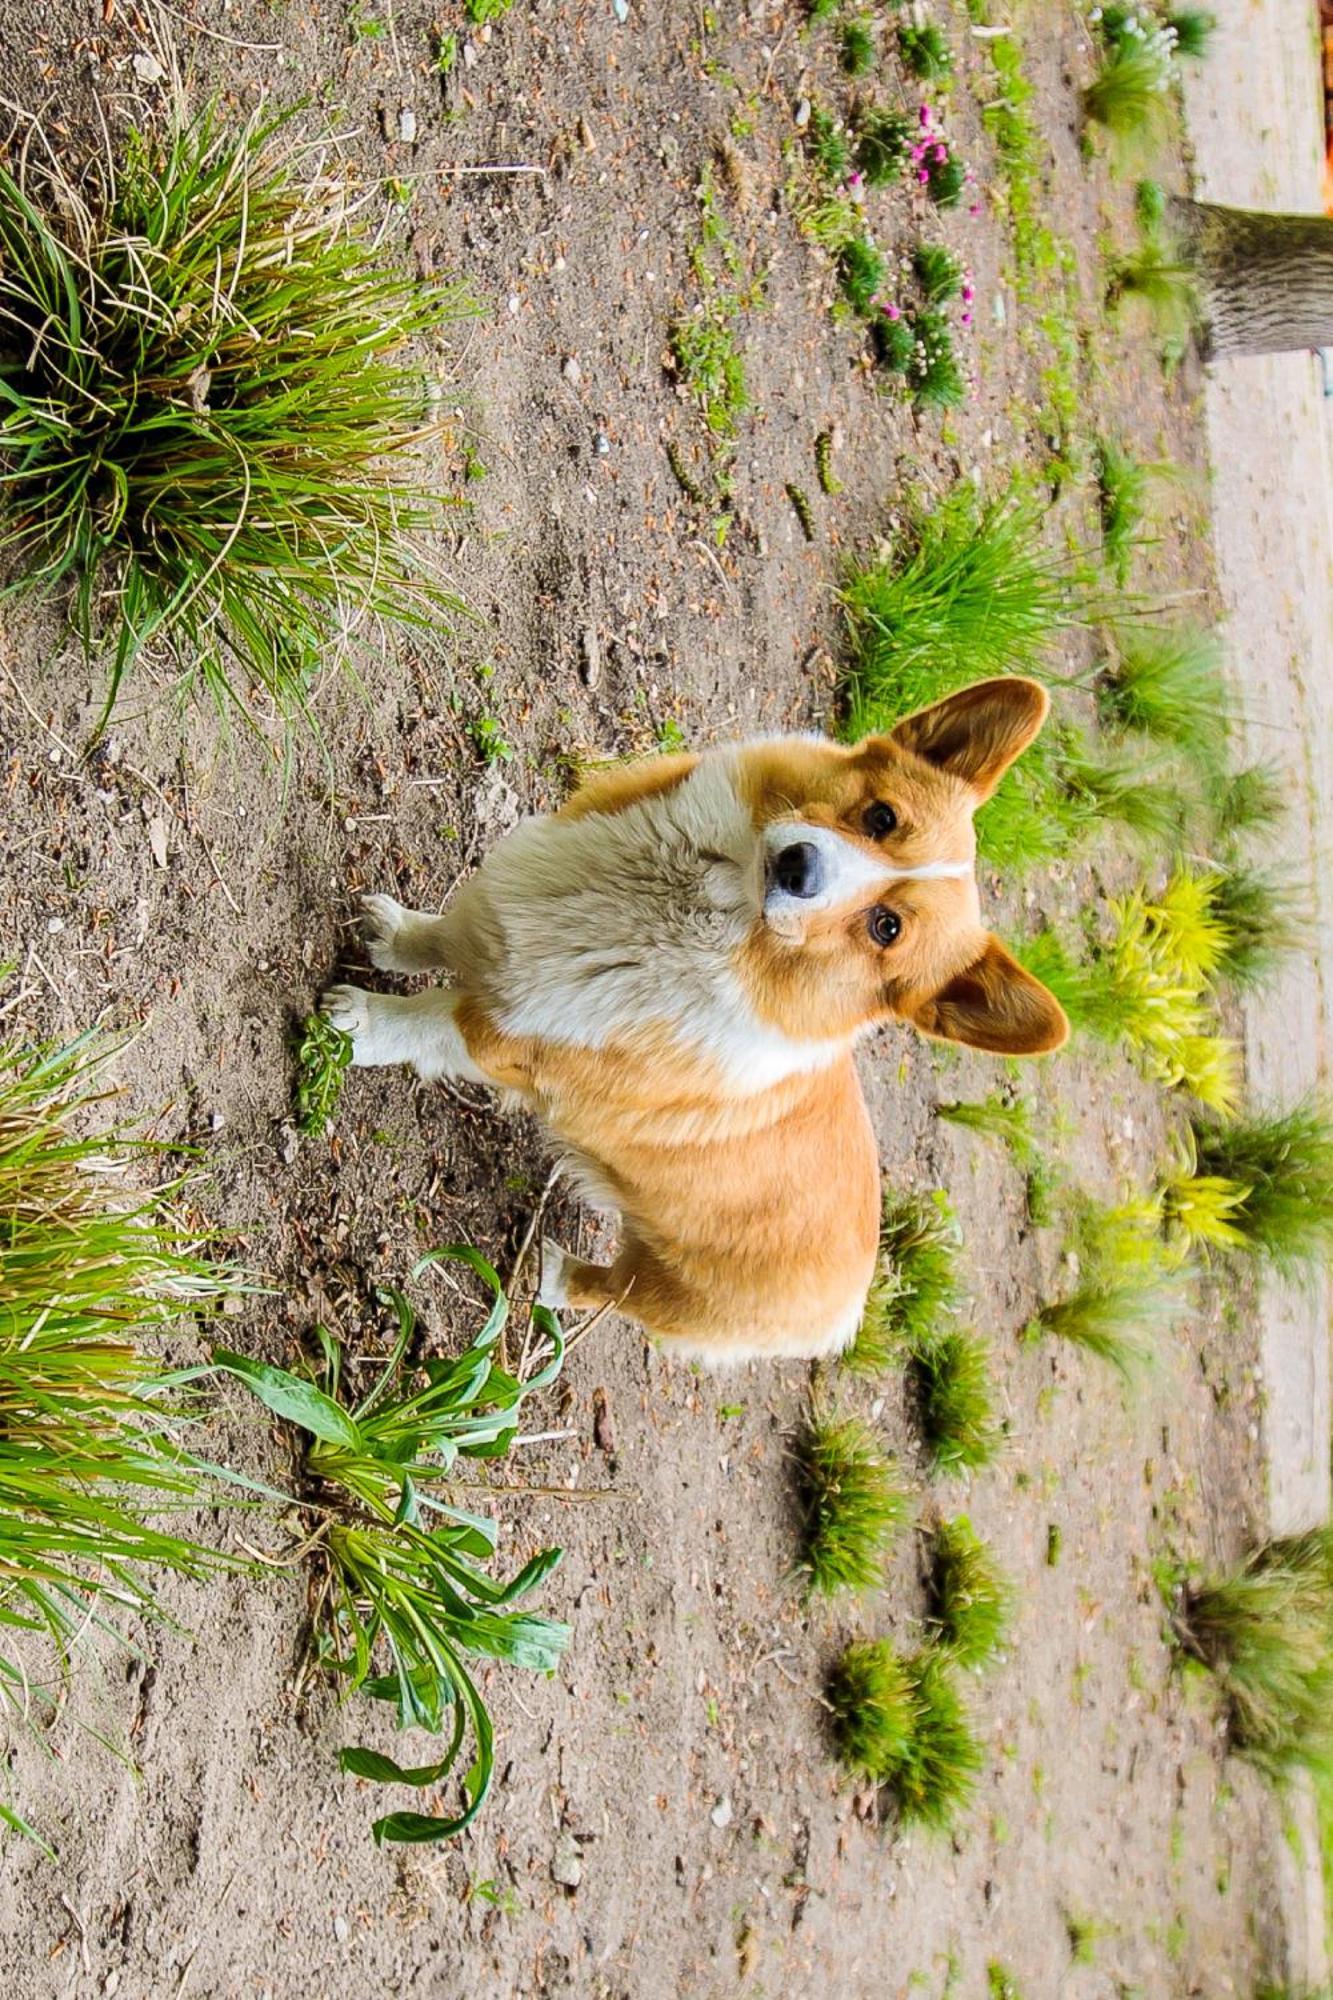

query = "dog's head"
[[735, 677, 1068, 1056]]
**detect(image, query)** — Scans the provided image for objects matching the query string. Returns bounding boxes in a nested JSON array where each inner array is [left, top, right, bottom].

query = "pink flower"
[[918, 169, 930, 184], [961, 283, 974, 303], [934, 144, 947, 162], [884, 303, 901, 320], [918, 103, 932, 127], [847, 170, 864, 191], [969, 202, 981, 215], [961, 311, 973, 326]]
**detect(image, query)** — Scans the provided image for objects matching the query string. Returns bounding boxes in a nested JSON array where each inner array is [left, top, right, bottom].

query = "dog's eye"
[[868, 906, 902, 948], [863, 802, 897, 840]]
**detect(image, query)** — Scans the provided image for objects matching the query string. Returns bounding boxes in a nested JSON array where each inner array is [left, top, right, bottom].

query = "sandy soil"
[[0, 0, 1320, 1994]]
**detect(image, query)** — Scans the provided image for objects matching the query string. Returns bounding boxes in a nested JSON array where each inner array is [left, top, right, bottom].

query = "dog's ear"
[[889, 678, 1049, 803], [909, 934, 1068, 1056]]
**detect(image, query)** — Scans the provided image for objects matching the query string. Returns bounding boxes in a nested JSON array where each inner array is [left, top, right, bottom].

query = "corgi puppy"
[[322, 678, 1067, 1364]]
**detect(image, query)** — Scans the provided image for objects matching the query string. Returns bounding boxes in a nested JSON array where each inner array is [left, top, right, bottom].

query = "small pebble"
[[563, 355, 582, 385], [595, 431, 611, 456], [333, 1914, 350, 1945], [398, 106, 417, 145], [794, 97, 811, 130], [710, 1797, 732, 1829]]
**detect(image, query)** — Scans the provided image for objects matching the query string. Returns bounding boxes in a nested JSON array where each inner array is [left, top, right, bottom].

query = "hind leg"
[[360, 894, 455, 974]]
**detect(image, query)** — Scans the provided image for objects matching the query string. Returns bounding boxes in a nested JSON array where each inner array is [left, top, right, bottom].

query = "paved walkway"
[[1183, 6, 1333, 1983]]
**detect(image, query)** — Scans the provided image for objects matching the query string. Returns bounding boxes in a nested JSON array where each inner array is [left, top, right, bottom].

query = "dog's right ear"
[[909, 933, 1068, 1056], [889, 678, 1050, 804]]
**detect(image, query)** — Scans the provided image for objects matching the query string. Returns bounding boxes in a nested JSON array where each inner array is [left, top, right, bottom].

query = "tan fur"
[[323, 679, 1067, 1364]]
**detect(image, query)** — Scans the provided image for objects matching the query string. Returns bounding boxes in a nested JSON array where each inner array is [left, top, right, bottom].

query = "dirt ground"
[[0, 0, 1321, 1994]]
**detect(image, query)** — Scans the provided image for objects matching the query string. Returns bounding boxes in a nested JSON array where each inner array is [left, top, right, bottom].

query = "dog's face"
[[734, 678, 1068, 1055]]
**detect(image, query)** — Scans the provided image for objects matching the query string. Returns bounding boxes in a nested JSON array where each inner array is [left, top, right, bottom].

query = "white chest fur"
[[460, 755, 848, 1093]]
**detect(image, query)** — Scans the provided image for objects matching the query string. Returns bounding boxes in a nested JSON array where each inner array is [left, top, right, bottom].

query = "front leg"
[[360, 894, 455, 974], [321, 984, 489, 1083]]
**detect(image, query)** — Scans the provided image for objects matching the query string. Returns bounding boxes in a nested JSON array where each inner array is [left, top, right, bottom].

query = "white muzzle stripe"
[[761, 821, 973, 924]]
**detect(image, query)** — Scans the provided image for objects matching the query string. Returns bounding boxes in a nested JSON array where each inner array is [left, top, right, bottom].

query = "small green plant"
[[1207, 761, 1287, 844], [855, 107, 913, 187], [1188, 1102, 1333, 1275], [900, 22, 953, 79], [1108, 239, 1199, 340], [0, 107, 472, 732], [294, 1013, 354, 1137], [1177, 1530, 1333, 1779], [434, 30, 459, 73], [844, 1190, 963, 1377], [827, 1641, 982, 1829], [839, 237, 887, 317], [937, 1093, 1037, 1167], [987, 1969, 1024, 2000], [0, 1032, 239, 1845], [837, 480, 1097, 738], [928, 1516, 1011, 1667], [1135, 176, 1168, 228], [1024, 1198, 1190, 1381], [1166, 7, 1217, 58], [1157, 1139, 1252, 1257], [1065, 1912, 1110, 1964], [214, 1249, 570, 1843], [1094, 438, 1153, 581], [668, 313, 749, 438], [807, 104, 852, 184], [1204, 863, 1307, 991], [840, 16, 877, 74], [796, 1412, 912, 1596], [909, 1328, 1000, 1474], [912, 243, 964, 304], [1097, 621, 1229, 770], [1083, 43, 1177, 162], [465, 0, 515, 21]]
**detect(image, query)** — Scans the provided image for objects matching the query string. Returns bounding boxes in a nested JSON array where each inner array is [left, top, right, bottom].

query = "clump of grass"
[[1083, 43, 1177, 161], [839, 237, 887, 317], [913, 242, 964, 304], [928, 1516, 1011, 1667], [1167, 8, 1217, 59], [841, 15, 877, 74], [1024, 1198, 1191, 1381], [1157, 1144, 1252, 1257], [837, 480, 1096, 737], [827, 1640, 982, 1828], [938, 1092, 1037, 1167], [1178, 1529, 1333, 1778], [844, 1190, 963, 1377], [1066, 1912, 1111, 1965], [215, 1248, 569, 1843], [807, 103, 852, 184], [1204, 864, 1307, 991], [1097, 621, 1229, 770], [923, 149, 967, 208], [0, 1032, 239, 1842], [827, 1637, 916, 1781], [1023, 876, 1241, 1112], [1094, 438, 1152, 582], [987, 1969, 1024, 2000], [906, 309, 966, 408], [855, 107, 913, 187], [1188, 1102, 1333, 1275], [1108, 240, 1200, 340], [1207, 761, 1287, 844], [465, 0, 514, 20], [900, 22, 953, 79], [668, 313, 748, 438], [796, 1412, 912, 1596], [0, 107, 471, 731], [1135, 177, 1168, 228], [909, 1328, 1000, 1474], [293, 1013, 353, 1137]]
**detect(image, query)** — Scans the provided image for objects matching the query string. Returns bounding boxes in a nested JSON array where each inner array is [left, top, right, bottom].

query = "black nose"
[[774, 841, 822, 899]]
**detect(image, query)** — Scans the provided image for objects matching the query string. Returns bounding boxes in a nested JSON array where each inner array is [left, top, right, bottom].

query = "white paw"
[[321, 982, 371, 1053], [537, 1237, 571, 1310], [361, 893, 411, 972]]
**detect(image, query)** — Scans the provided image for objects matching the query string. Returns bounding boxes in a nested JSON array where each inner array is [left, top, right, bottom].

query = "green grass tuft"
[[1179, 1529, 1333, 1779], [928, 1516, 1012, 1667], [0, 107, 472, 732], [807, 104, 852, 185], [837, 481, 1096, 739], [938, 1093, 1037, 1167], [912, 243, 964, 304], [215, 1247, 569, 1844], [796, 1412, 912, 1596], [899, 22, 953, 79], [844, 1190, 963, 1377], [855, 108, 913, 187], [1083, 44, 1177, 160], [1206, 761, 1287, 844], [1025, 1198, 1191, 1381], [668, 312, 748, 438], [840, 16, 877, 74], [1108, 241, 1200, 339], [1097, 621, 1229, 770], [827, 1640, 982, 1829], [0, 1030, 240, 1841], [1167, 8, 1217, 59], [1204, 863, 1307, 991], [909, 1328, 1001, 1475], [1094, 438, 1153, 582], [839, 237, 887, 318], [1190, 1102, 1333, 1276]]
